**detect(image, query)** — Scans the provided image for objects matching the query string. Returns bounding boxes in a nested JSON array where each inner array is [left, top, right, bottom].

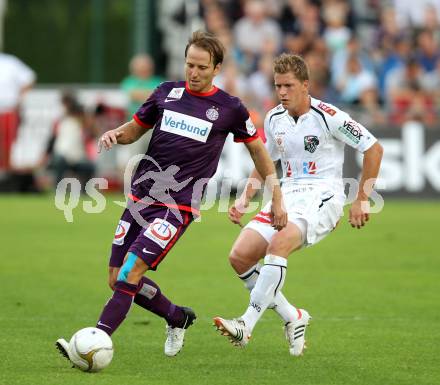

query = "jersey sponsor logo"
[[318, 102, 336, 116], [302, 161, 317, 175], [304, 135, 320, 153], [143, 218, 177, 249], [113, 220, 131, 245], [165, 87, 184, 102], [160, 109, 212, 143], [338, 120, 363, 143], [246, 118, 256, 136], [206, 106, 219, 121]]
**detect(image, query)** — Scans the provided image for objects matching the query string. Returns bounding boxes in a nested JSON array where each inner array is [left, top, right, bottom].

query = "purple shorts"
[[109, 204, 193, 270]]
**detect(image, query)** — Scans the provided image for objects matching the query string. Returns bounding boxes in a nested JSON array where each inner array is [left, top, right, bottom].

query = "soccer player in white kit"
[[214, 53, 383, 356]]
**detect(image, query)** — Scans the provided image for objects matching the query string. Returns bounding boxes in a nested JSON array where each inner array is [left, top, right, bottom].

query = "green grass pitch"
[[0, 195, 439, 385]]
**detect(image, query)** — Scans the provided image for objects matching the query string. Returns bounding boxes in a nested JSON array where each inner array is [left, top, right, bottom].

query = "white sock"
[[239, 263, 298, 324], [241, 255, 287, 332]]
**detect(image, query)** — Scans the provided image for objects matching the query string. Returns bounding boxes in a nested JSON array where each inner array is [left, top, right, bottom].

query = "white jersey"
[[264, 97, 377, 198]]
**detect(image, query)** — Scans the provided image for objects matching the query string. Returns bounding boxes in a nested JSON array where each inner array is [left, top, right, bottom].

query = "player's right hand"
[[98, 130, 124, 153], [228, 198, 248, 227]]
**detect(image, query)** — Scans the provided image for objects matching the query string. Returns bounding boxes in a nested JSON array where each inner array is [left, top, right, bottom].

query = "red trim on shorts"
[[233, 134, 259, 143], [258, 211, 271, 217], [253, 216, 271, 224], [128, 193, 200, 216], [150, 212, 190, 268], [297, 308, 302, 320], [185, 82, 219, 97], [133, 114, 154, 129]]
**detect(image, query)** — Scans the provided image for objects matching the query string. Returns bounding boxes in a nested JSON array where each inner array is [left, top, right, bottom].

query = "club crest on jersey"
[[303, 161, 317, 175], [304, 135, 319, 153], [113, 220, 131, 245], [165, 87, 184, 102], [276, 136, 285, 153], [206, 106, 219, 121], [143, 218, 177, 249]]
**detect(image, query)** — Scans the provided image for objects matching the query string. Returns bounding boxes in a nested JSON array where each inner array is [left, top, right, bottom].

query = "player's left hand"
[[349, 199, 370, 229], [270, 200, 287, 231]]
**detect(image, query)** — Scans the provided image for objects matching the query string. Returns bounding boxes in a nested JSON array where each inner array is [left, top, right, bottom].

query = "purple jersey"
[[131, 81, 258, 216]]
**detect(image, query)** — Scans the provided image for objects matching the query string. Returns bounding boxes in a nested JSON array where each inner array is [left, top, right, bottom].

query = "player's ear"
[[303, 79, 309, 92], [213, 63, 222, 77]]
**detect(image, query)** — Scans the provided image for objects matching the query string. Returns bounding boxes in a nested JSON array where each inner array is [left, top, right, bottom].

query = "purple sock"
[[96, 281, 137, 336], [134, 276, 184, 327]]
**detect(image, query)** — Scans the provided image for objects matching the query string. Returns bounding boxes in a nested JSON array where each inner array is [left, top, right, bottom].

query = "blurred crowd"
[[2, 0, 440, 192], [159, 0, 440, 128]]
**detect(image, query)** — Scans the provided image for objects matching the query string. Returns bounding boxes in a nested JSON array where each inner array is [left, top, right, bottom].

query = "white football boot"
[[213, 317, 251, 347], [284, 309, 312, 356], [164, 307, 196, 357]]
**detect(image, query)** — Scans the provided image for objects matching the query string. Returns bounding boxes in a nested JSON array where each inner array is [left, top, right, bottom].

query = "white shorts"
[[244, 184, 344, 247]]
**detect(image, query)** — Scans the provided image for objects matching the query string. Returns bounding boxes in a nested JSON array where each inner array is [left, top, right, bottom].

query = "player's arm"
[[349, 141, 383, 229], [98, 119, 149, 152], [228, 167, 262, 225], [243, 138, 287, 231]]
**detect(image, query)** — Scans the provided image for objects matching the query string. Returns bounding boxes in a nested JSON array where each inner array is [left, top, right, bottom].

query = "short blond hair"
[[273, 53, 309, 82]]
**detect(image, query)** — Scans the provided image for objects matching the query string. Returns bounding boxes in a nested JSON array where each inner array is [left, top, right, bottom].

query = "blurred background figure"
[[121, 54, 164, 120], [335, 53, 377, 105], [45, 92, 95, 189], [118, 54, 164, 171], [233, 0, 282, 74], [1, 0, 440, 196], [385, 57, 436, 126], [0, 52, 35, 173]]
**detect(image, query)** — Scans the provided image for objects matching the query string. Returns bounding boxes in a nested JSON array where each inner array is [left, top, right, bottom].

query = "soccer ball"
[[68, 327, 114, 372]]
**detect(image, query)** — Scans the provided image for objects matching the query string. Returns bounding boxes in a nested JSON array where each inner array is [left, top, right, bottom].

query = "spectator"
[[247, 54, 277, 111], [377, 35, 412, 100], [415, 29, 440, 73], [47, 92, 95, 188], [335, 54, 378, 104], [233, 0, 282, 73], [322, 0, 352, 55], [386, 57, 436, 126], [393, 0, 440, 29], [119, 54, 164, 168], [283, 1, 323, 55], [121, 54, 164, 120], [331, 35, 374, 90], [0, 52, 35, 172], [213, 59, 247, 100]]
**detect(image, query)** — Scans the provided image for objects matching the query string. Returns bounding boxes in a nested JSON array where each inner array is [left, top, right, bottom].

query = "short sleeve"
[[12, 57, 36, 87], [231, 101, 259, 143], [133, 85, 162, 128], [329, 109, 377, 153], [263, 114, 281, 161]]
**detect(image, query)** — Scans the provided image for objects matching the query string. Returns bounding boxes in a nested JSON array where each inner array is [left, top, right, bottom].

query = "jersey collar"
[[185, 82, 219, 97]]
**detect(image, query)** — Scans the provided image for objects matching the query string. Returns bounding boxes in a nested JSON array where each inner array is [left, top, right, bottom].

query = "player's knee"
[[108, 268, 118, 290], [229, 248, 249, 273], [108, 276, 116, 291]]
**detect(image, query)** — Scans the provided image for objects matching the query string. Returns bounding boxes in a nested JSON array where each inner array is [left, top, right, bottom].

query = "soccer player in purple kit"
[[56, 30, 287, 363]]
